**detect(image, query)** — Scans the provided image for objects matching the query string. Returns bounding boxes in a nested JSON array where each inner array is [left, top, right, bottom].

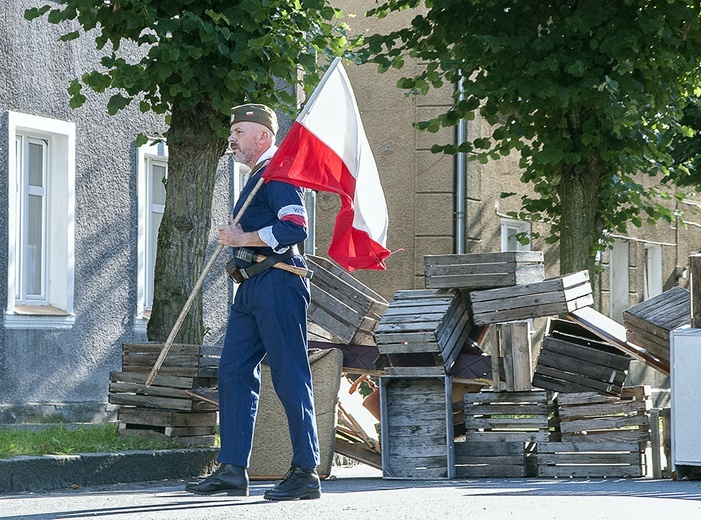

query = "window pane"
[[152, 164, 166, 206], [27, 194, 43, 296], [28, 142, 44, 187]]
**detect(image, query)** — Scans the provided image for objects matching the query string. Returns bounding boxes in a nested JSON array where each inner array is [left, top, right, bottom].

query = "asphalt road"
[[2, 466, 701, 520]]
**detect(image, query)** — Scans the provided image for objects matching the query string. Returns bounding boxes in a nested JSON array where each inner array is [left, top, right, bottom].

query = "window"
[[6, 112, 75, 329], [135, 140, 168, 332], [500, 219, 531, 252], [644, 244, 663, 300]]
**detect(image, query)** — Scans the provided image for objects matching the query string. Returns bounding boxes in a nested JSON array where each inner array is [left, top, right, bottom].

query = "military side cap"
[[230, 103, 278, 135]]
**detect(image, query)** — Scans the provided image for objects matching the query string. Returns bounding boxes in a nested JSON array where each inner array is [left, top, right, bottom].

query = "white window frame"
[[644, 243, 663, 300], [135, 140, 168, 333], [500, 218, 531, 252], [6, 111, 76, 329]]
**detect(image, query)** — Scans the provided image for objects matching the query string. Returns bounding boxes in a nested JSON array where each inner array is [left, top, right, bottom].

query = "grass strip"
[[0, 424, 182, 458]]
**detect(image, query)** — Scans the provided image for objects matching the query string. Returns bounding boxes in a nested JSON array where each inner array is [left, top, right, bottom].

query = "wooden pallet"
[[536, 441, 645, 477], [623, 286, 690, 366], [374, 289, 471, 374], [108, 343, 219, 412], [468, 271, 593, 326], [551, 387, 651, 444], [424, 251, 544, 290], [306, 255, 388, 346], [463, 390, 552, 443], [380, 375, 455, 479], [117, 408, 218, 447], [532, 320, 631, 396]]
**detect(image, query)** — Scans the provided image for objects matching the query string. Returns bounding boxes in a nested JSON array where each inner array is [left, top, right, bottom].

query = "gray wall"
[[0, 0, 232, 422]]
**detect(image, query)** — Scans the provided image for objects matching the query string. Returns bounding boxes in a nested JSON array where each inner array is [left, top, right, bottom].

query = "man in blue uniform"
[[185, 104, 321, 501]]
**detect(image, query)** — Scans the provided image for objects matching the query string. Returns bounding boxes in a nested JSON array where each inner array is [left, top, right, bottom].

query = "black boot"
[[263, 466, 321, 501], [185, 464, 249, 496]]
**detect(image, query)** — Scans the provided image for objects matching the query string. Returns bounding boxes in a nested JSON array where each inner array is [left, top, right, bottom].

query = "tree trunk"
[[557, 159, 605, 288], [147, 101, 228, 344]]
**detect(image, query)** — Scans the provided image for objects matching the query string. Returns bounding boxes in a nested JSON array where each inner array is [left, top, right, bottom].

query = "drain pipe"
[[454, 74, 467, 254]]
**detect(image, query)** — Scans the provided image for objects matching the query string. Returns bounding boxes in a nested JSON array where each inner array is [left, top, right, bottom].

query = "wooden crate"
[[458, 390, 549, 477], [468, 271, 593, 326], [380, 375, 455, 479], [424, 251, 544, 290], [374, 289, 471, 374], [463, 390, 552, 443], [536, 441, 645, 477], [551, 386, 651, 444], [454, 441, 536, 478], [108, 343, 219, 412], [623, 286, 690, 366], [306, 255, 389, 346], [532, 319, 631, 397]]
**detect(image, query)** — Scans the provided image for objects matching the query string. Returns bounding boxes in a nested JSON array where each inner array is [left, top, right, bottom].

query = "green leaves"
[[363, 0, 701, 271], [25, 0, 353, 129]]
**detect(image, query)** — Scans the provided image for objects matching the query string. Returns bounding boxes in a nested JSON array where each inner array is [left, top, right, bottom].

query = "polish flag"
[[262, 58, 391, 271]]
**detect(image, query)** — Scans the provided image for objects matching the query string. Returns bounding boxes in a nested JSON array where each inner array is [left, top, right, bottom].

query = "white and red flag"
[[262, 58, 391, 271]]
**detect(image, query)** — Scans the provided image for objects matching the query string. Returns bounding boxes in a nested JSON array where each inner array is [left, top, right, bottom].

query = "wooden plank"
[[557, 400, 649, 418], [118, 408, 217, 427], [537, 440, 642, 452], [424, 251, 544, 267], [540, 336, 631, 372], [456, 465, 527, 478], [561, 429, 650, 443], [334, 438, 382, 469], [558, 414, 649, 433], [465, 416, 549, 429], [122, 343, 202, 355], [164, 425, 216, 437], [537, 465, 643, 478], [466, 431, 550, 442], [499, 321, 532, 392], [465, 390, 548, 404], [454, 441, 527, 457], [109, 393, 208, 411], [533, 365, 622, 395], [464, 402, 550, 416], [109, 381, 191, 399], [473, 298, 592, 326], [556, 392, 619, 406], [109, 371, 198, 389]]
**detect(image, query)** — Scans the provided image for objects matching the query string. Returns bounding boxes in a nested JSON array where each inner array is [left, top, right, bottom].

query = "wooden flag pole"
[[145, 176, 265, 386]]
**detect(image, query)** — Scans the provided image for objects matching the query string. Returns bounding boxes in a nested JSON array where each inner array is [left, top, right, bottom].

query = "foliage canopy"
[[364, 0, 701, 273]]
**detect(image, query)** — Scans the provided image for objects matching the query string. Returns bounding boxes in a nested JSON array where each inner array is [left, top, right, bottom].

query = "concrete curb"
[[0, 448, 219, 493]]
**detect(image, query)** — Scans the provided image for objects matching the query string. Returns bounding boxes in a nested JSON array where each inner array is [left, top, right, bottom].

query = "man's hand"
[[218, 216, 267, 247]]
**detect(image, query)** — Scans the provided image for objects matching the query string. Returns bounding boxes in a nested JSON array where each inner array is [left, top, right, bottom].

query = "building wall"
[[0, 0, 232, 422]]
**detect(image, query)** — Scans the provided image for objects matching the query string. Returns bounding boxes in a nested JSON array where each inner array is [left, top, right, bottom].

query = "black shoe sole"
[[185, 488, 249, 497], [263, 490, 321, 501]]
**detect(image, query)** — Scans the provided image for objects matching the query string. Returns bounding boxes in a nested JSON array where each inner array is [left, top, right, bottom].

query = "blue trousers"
[[217, 262, 320, 469]]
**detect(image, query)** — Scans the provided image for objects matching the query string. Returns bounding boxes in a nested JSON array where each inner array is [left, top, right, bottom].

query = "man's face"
[[228, 121, 263, 168]]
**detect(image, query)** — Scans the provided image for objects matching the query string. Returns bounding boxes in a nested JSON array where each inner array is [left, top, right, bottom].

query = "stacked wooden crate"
[[379, 374, 455, 479], [109, 343, 220, 446], [306, 255, 389, 346], [623, 286, 690, 373], [374, 289, 471, 374], [538, 387, 651, 477], [533, 319, 631, 397], [424, 251, 545, 290], [455, 390, 551, 477], [468, 270, 593, 326]]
